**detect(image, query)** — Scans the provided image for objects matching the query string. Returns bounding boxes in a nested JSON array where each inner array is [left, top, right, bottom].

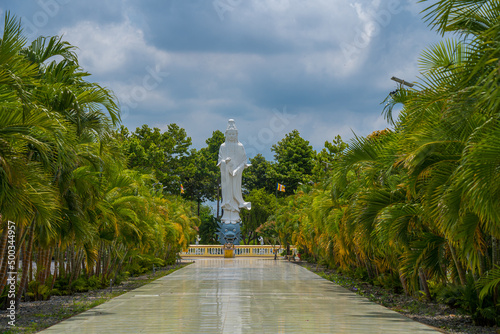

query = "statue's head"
[[225, 119, 238, 143]]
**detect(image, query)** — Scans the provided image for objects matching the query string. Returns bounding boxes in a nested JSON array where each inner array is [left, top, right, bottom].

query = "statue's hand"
[[225, 157, 231, 163], [231, 163, 244, 176]]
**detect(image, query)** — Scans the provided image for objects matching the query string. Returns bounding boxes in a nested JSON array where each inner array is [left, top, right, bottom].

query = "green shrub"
[[87, 275, 104, 290], [51, 288, 62, 296], [165, 251, 178, 265], [434, 283, 462, 308], [353, 267, 368, 280], [374, 273, 403, 293], [460, 274, 498, 326], [70, 277, 89, 292], [27, 281, 51, 301], [124, 262, 146, 276], [434, 275, 498, 326], [113, 271, 130, 285], [53, 276, 71, 294], [124, 254, 166, 276]]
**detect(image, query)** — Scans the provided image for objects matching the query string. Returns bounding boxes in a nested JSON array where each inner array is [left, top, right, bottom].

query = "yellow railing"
[[180, 245, 297, 257]]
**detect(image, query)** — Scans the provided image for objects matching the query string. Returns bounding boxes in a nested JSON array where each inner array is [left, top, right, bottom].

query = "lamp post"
[[391, 76, 414, 88]]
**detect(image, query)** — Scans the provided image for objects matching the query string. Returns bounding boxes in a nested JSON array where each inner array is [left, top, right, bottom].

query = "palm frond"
[[477, 266, 500, 299]]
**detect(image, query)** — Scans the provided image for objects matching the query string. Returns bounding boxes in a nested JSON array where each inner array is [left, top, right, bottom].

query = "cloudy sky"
[[2, 0, 442, 159]]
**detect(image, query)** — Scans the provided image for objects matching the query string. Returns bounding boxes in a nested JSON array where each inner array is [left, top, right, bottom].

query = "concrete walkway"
[[40, 258, 439, 333]]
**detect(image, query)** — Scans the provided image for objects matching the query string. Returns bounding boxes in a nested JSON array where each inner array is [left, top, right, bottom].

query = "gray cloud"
[[1, 0, 441, 160]]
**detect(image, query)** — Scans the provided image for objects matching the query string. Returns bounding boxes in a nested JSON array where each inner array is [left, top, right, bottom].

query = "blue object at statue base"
[[217, 222, 242, 245]]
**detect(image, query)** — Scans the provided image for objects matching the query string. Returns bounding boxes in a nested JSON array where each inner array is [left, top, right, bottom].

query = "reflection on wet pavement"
[[40, 258, 438, 333]]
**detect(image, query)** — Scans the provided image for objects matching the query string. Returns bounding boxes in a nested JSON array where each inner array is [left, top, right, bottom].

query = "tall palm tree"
[[0, 12, 202, 307], [0, 13, 67, 300]]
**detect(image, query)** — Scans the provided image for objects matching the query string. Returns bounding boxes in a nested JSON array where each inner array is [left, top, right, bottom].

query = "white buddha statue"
[[217, 119, 251, 224]]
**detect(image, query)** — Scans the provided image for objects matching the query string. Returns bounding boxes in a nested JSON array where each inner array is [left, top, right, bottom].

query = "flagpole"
[[275, 182, 278, 260]]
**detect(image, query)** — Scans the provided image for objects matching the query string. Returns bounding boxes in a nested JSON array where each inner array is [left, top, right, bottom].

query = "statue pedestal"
[[224, 248, 234, 258], [223, 244, 235, 258]]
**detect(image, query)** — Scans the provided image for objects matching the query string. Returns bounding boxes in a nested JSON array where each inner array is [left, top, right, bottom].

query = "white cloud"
[[58, 20, 170, 75]]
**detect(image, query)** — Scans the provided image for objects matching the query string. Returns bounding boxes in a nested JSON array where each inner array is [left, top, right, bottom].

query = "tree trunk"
[[67, 244, 75, 286], [40, 248, 48, 284], [0, 215, 9, 274], [448, 242, 466, 286], [81, 257, 86, 277], [102, 246, 109, 278], [42, 247, 53, 285], [59, 247, 66, 278], [108, 252, 119, 279], [0, 216, 10, 293], [72, 249, 84, 281], [365, 258, 375, 279], [96, 243, 102, 277], [115, 246, 129, 278], [399, 270, 409, 296], [51, 246, 59, 290], [36, 248, 44, 283], [50, 267, 58, 290], [71, 245, 76, 278], [16, 218, 36, 305], [492, 237, 498, 268], [29, 251, 33, 282], [479, 252, 486, 276], [418, 268, 432, 301], [15, 239, 21, 299]]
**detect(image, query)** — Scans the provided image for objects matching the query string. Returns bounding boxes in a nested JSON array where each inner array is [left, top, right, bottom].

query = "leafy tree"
[[204, 130, 225, 162], [122, 124, 192, 194], [242, 154, 272, 193], [198, 205, 219, 245], [181, 148, 215, 215], [271, 130, 316, 193], [312, 135, 348, 180], [202, 130, 225, 216], [182, 131, 225, 216], [256, 220, 279, 245], [240, 189, 276, 244]]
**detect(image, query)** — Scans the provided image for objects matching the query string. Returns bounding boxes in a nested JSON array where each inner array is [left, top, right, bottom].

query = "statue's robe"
[[217, 141, 251, 222]]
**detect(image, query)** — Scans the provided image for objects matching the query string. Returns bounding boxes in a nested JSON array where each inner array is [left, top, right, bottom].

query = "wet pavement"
[[40, 258, 439, 333]]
